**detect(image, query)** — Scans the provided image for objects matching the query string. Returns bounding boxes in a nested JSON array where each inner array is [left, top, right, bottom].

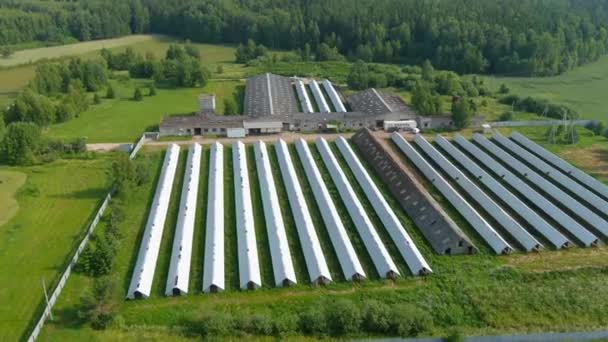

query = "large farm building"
[[159, 73, 474, 137]]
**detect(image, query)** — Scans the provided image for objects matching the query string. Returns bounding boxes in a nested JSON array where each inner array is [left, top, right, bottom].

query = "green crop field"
[[0, 156, 113, 341], [36, 130, 608, 341], [482, 56, 608, 121]]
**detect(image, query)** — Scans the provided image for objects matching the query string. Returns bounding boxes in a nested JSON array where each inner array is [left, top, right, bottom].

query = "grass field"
[[0, 170, 26, 227], [481, 56, 608, 121], [0, 34, 243, 108], [45, 79, 243, 143], [36, 130, 608, 341], [0, 156, 112, 341]]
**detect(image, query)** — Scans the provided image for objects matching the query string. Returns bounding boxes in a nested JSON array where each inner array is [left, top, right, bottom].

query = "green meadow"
[[482, 56, 608, 121], [0, 156, 113, 341]]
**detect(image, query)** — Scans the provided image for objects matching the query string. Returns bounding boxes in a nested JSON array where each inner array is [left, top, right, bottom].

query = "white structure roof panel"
[[166, 144, 202, 296], [335, 137, 431, 275], [127, 144, 181, 299], [316, 137, 400, 278], [275, 139, 332, 284], [254, 141, 297, 287]]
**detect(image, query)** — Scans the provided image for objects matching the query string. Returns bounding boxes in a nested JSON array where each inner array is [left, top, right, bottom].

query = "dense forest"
[[1, 0, 608, 76]]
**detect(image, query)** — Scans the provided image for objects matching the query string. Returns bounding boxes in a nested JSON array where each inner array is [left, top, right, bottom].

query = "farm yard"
[[36, 129, 608, 341]]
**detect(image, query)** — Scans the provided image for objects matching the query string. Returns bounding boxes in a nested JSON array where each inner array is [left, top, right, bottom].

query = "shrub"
[[499, 111, 514, 121], [93, 93, 102, 104], [246, 312, 273, 335], [106, 85, 116, 99], [199, 313, 234, 337], [148, 84, 156, 96], [326, 299, 362, 336], [133, 88, 143, 101], [91, 307, 114, 330], [499, 83, 510, 94], [390, 304, 434, 337], [272, 313, 297, 337], [362, 300, 392, 334], [298, 306, 327, 335]]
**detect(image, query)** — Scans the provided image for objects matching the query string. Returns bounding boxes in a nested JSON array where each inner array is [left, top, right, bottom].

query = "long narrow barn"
[[275, 139, 332, 285], [294, 139, 366, 281], [165, 144, 202, 296], [309, 80, 331, 113], [335, 137, 431, 275], [436, 135, 570, 249], [202, 142, 225, 293], [392, 133, 512, 255], [254, 141, 297, 287], [295, 79, 314, 113], [493, 132, 608, 214], [232, 141, 262, 290], [455, 135, 598, 247], [510, 131, 608, 200], [474, 134, 608, 238], [127, 144, 181, 299], [414, 135, 542, 252], [322, 79, 347, 112], [316, 137, 400, 278]]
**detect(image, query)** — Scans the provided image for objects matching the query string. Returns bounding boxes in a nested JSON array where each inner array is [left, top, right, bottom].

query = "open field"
[[45, 79, 243, 143], [0, 170, 26, 227], [481, 56, 608, 121], [0, 156, 112, 341], [37, 128, 608, 341], [0, 35, 157, 68], [0, 35, 243, 108]]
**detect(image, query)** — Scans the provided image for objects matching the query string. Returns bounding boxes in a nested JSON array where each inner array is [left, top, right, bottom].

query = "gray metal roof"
[[347, 88, 416, 117]]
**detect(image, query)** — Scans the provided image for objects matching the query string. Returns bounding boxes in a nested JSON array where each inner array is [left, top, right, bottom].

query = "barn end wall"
[[350, 128, 475, 255]]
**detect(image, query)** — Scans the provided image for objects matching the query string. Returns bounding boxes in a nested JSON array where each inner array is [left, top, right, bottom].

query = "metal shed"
[[493, 132, 608, 215], [322, 79, 347, 112], [254, 141, 297, 287], [309, 80, 331, 113], [468, 135, 598, 246], [414, 135, 541, 252], [476, 133, 608, 238], [202, 142, 225, 293], [127, 144, 181, 299], [294, 138, 366, 281], [232, 141, 262, 290], [437, 135, 570, 249], [335, 137, 431, 275], [316, 137, 400, 278], [295, 79, 314, 113], [165, 144, 202, 296], [275, 139, 332, 285], [510, 131, 608, 201], [391, 133, 512, 255]]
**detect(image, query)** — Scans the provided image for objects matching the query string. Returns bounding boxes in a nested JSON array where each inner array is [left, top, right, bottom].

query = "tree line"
[[2, 0, 608, 76]]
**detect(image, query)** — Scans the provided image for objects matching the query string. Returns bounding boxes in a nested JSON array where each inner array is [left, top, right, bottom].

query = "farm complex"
[[125, 128, 608, 298], [159, 73, 473, 137]]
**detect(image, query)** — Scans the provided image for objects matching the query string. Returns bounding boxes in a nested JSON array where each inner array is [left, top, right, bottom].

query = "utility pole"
[[41, 277, 53, 321]]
